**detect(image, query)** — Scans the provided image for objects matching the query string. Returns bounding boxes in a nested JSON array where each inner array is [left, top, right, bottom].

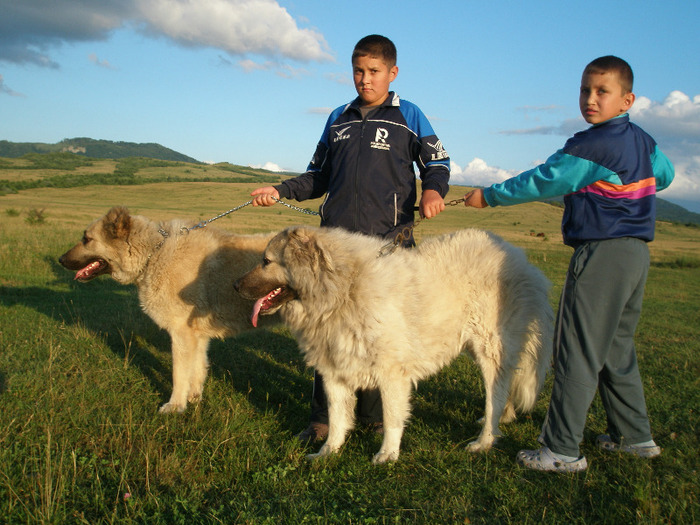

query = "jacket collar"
[[344, 91, 400, 114]]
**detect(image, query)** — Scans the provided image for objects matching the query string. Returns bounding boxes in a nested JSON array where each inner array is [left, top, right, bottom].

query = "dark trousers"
[[309, 371, 383, 425]]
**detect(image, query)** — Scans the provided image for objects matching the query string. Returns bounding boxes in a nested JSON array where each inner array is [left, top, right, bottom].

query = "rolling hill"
[[0, 138, 200, 164], [1, 138, 698, 225]]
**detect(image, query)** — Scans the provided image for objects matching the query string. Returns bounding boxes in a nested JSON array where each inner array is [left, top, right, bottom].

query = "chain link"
[[185, 195, 465, 258], [185, 196, 320, 232], [378, 197, 465, 257]]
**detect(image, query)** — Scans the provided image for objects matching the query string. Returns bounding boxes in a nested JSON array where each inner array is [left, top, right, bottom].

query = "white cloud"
[[629, 91, 700, 208], [136, 0, 332, 62], [250, 161, 285, 172], [629, 91, 700, 140], [0, 0, 332, 67], [449, 158, 517, 188]]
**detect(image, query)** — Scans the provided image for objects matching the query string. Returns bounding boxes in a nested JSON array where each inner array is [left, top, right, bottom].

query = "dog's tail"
[[509, 293, 554, 414]]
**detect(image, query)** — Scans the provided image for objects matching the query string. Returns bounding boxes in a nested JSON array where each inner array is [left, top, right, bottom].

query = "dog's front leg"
[[307, 379, 354, 460], [159, 328, 200, 413], [372, 377, 412, 464]]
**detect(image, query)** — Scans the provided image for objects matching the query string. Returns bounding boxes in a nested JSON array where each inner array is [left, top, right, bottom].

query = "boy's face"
[[353, 55, 398, 107], [579, 71, 635, 125]]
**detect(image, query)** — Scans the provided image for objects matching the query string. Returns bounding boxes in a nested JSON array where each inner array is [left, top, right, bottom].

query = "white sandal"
[[596, 435, 661, 458], [516, 446, 588, 472]]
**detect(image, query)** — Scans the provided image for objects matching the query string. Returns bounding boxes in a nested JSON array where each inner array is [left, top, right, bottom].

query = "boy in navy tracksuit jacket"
[[251, 35, 450, 444], [464, 55, 674, 472]]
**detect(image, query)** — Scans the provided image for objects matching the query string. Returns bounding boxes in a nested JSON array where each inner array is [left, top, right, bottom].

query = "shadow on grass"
[[0, 256, 311, 433]]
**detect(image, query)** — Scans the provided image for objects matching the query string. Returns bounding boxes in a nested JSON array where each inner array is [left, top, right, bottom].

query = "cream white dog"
[[235, 226, 553, 464]]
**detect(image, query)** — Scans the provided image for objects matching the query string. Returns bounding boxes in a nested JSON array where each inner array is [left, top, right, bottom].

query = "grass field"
[[1, 178, 698, 524]]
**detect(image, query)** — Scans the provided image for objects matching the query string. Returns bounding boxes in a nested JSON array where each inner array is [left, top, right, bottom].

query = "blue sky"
[[2, 0, 699, 212]]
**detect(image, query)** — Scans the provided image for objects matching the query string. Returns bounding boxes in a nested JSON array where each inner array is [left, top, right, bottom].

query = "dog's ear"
[[103, 207, 131, 240], [287, 227, 333, 272]]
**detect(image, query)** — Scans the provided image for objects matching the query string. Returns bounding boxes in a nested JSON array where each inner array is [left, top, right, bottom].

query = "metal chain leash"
[[180, 193, 466, 258], [185, 196, 320, 233], [378, 197, 465, 257]]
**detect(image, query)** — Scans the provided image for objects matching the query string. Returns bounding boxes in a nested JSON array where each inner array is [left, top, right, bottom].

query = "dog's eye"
[[82, 234, 91, 244], [262, 257, 272, 267]]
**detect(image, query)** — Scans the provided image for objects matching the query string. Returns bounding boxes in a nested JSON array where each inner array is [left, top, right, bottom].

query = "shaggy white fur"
[[236, 226, 554, 464]]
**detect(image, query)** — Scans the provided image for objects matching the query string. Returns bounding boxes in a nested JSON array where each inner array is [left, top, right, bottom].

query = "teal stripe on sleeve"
[[651, 146, 675, 191], [484, 150, 620, 207]]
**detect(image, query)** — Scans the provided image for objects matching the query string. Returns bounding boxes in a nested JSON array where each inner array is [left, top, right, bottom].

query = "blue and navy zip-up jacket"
[[275, 92, 450, 239], [483, 114, 674, 246]]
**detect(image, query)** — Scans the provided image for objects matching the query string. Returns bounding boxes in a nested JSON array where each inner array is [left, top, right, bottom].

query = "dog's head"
[[58, 206, 136, 283], [234, 226, 334, 327]]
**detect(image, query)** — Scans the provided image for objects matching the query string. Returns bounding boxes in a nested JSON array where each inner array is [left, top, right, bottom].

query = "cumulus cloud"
[[0, 0, 332, 68], [628, 91, 700, 205], [449, 158, 517, 188], [629, 91, 700, 141]]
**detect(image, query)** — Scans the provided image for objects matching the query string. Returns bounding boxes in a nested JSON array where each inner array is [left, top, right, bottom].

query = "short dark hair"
[[352, 34, 397, 67], [584, 55, 634, 93]]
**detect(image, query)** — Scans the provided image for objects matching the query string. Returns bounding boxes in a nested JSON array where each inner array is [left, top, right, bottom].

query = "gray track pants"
[[539, 237, 655, 457]]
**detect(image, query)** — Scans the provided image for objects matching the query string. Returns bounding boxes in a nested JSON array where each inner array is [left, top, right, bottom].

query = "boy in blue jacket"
[[251, 34, 450, 444], [464, 55, 674, 472]]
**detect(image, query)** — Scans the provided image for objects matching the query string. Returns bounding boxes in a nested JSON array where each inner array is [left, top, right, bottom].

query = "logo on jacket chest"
[[370, 128, 391, 151], [333, 126, 352, 143]]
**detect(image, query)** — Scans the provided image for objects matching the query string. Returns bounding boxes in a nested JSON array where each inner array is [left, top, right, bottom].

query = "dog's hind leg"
[[372, 377, 412, 464], [467, 350, 513, 452], [159, 328, 210, 413], [307, 378, 355, 460]]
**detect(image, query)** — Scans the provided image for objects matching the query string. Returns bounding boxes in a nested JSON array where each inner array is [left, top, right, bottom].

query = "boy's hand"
[[463, 189, 488, 208], [251, 187, 280, 207], [419, 189, 445, 219]]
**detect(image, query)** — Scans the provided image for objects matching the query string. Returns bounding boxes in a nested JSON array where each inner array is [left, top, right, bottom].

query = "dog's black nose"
[[233, 278, 241, 293]]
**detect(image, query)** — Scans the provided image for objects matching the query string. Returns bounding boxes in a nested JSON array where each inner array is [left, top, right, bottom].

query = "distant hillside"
[[2, 139, 698, 226], [0, 138, 200, 164], [656, 198, 700, 225]]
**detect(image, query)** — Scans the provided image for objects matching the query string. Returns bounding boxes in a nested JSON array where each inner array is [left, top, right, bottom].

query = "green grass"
[[0, 179, 698, 524]]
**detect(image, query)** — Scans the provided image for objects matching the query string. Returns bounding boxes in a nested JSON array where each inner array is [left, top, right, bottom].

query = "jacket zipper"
[[354, 112, 367, 231]]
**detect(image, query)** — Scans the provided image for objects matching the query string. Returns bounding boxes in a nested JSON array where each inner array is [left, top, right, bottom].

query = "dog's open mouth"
[[251, 286, 291, 327], [74, 259, 108, 281]]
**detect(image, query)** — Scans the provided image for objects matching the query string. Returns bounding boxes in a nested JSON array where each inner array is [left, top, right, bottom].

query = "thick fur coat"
[[235, 226, 554, 463], [59, 206, 277, 413]]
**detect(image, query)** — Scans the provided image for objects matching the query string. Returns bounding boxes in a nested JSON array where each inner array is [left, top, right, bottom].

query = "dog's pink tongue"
[[75, 261, 99, 280], [251, 297, 265, 328]]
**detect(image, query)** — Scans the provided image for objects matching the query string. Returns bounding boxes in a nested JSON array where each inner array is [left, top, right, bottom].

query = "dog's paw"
[[371, 450, 399, 464], [187, 393, 202, 404], [158, 402, 186, 414], [305, 443, 338, 461], [466, 437, 496, 453]]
